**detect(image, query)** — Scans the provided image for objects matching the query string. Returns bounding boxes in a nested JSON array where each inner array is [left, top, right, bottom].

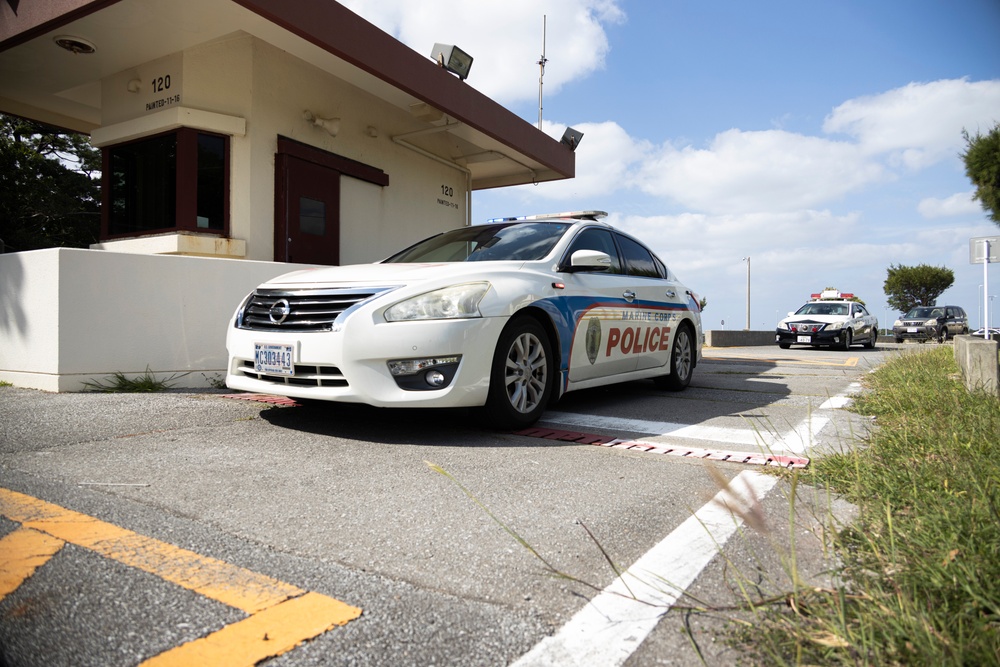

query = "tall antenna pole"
[[537, 15, 547, 129]]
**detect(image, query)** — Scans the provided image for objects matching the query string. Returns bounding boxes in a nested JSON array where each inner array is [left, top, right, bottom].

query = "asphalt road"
[[0, 343, 902, 666]]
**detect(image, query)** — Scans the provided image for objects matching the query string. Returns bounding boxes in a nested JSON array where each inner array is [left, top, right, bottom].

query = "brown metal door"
[[276, 154, 340, 265]]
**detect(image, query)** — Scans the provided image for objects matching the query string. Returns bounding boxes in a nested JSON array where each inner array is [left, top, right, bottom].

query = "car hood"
[[780, 314, 849, 325], [261, 261, 526, 288]]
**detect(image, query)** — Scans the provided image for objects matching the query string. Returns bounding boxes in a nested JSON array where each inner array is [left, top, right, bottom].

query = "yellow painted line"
[[142, 592, 360, 667], [0, 488, 362, 665], [0, 526, 65, 599], [0, 488, 299, 613]]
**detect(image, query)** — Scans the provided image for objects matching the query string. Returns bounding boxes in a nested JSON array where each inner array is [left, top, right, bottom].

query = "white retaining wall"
[[0, 248, 310, 391]]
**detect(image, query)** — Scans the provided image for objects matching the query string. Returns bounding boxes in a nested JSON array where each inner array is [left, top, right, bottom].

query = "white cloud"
[[635, 130, 886, 214], [823, 78, 1000, 169], [338, 0, 625, 104], [918, 191, 982, 218]]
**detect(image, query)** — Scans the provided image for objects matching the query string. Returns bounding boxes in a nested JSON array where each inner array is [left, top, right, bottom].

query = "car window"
[[564, 228, 622, 274], [616, 234, 661, 278], [383, 222, 572, 263]]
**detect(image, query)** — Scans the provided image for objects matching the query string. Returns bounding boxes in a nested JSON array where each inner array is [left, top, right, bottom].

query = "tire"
[[864, 330, 877, 349], [483, 316, 553, 429], [840, 329, 852, 351], [937, 326, 946, 343], [778, 343, 791, 349], [654, 324, 694, 391]]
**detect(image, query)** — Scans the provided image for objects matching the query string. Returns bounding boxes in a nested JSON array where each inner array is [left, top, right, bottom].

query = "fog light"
[[425, 369, 446, 387], [388, 356, 460, 376]]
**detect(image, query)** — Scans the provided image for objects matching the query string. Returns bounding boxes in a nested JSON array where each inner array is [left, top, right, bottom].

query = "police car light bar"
[[810, 290, 854, 300], [487, 210, 608, 223]]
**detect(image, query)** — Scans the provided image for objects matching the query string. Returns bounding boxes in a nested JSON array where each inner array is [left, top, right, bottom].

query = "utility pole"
[[537, 15, 547, 129], [742, 256, 751, 330]]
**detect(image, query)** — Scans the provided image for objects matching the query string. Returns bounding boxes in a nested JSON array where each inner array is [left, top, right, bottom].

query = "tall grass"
[[740, 347, 1000, 665]]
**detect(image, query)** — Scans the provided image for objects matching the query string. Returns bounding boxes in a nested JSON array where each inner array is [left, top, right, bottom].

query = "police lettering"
[[605, 326, 671, 356]]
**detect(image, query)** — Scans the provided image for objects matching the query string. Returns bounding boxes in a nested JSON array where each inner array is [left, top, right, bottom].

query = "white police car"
[[226, 211, 703, 428], [775, 290, 878, 350]]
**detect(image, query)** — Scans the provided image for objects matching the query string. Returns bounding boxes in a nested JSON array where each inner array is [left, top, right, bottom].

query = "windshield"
[[382, 222, 572, 263], [905, 307, 943, 319], [795, 302, 849, 316]]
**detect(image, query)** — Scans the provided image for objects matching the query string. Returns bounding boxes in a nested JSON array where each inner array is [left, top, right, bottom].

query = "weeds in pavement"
[[82, 366, 185, 392], [735, 346, 1000, 665]]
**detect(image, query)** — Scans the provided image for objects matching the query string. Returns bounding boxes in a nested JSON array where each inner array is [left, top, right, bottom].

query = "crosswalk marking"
[[0, 488, 362, 665]]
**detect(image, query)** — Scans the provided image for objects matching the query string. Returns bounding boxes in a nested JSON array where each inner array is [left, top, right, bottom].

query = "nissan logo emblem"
[[269, 299, 291, 324]]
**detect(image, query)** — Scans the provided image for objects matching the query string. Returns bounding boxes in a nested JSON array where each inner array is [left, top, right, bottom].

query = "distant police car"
[[226, 211, 703, 429], [775, 290, 878, 350]]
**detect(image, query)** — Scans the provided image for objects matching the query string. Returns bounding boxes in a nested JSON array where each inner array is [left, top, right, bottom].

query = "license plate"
[[907, 327, 918, 333], [796, 335, 811, 343], [254, 343, 294, 376]]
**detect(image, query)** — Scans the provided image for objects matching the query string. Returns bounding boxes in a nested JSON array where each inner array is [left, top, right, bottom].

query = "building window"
[[102, 128, 229, 238]]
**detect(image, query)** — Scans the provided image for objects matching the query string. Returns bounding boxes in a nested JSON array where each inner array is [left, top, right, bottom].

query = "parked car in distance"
[[775, 290, 879, 350], [226, 211, 703, 429], [892, 305, 969, 343]]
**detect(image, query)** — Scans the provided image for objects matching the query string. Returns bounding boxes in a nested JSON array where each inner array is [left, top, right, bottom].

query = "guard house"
[[0, 0, 576, 390]]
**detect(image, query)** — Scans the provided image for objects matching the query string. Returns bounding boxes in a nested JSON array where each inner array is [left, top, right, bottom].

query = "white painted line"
[[819, 396, 852, 410], [511, 471, 779, 667]]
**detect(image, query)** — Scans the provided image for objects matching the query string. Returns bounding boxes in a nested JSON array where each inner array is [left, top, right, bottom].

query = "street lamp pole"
[[741, 256, 750, 330]]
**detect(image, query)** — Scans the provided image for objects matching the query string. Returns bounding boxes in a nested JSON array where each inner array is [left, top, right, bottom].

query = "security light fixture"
[[560, 127, 584, 151], [54, 35, 96, 54], [431, 43, 473, 81]]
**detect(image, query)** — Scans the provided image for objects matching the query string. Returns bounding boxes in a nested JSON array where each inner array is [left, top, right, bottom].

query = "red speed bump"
[[515, 427, 810, 469]]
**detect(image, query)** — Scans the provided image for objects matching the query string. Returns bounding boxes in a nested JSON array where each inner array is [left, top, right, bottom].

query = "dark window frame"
[[101, 128, 230, 240]]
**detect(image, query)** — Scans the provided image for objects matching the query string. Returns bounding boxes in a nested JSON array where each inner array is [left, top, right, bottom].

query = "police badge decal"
[[585, 317, 601, 365]]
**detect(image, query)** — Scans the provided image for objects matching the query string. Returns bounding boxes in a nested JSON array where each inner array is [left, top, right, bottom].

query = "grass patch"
[[82, 366, 185, 392], [738, 346, 1000, 665]]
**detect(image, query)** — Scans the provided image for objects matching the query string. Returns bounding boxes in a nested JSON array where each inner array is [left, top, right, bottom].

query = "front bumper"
[[893, 324, 938, 341], [225, 314, 507, 408], [775, 328, 849, 346]]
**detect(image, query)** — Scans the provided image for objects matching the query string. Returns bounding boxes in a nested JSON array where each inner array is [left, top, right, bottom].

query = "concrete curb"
[[954, 335, 1000, 397]]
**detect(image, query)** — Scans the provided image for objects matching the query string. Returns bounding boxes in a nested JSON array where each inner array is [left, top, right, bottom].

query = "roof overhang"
[[0, 0, 574, 189]]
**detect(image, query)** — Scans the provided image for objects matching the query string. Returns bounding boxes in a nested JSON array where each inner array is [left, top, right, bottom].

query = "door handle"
[[665, 290, 677, 298], [623, 290, 636, 302]]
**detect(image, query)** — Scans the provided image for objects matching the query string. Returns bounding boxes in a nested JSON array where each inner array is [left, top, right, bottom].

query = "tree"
[[883, 264, 955, 313], [0, 113, 101, 253], [962, 122, 1000, 226]]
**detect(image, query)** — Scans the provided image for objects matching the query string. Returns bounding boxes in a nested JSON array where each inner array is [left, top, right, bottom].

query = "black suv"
[[893, 305, 969, 343]]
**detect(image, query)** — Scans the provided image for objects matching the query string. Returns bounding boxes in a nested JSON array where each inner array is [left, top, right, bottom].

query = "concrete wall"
[[705, 330, 776, 347], [0, 248, 312, 392], [954, 335, 1000, 397]]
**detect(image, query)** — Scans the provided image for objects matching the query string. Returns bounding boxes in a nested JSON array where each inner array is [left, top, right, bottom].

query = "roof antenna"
[[537, 15, 547, 130]]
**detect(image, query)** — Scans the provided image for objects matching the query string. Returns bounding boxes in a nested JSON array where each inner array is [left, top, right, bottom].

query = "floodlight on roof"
[[431, 43, 473, 81], [560, 127, 584, 151]]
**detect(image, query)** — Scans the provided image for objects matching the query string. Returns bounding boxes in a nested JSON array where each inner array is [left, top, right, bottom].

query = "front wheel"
[[840, 329, 853, 350], [483, 317, 553, 429], [654, 324, 694, 391]]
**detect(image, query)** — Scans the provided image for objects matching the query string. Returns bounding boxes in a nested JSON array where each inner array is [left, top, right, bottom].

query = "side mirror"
[[563, 249, 611, 273]]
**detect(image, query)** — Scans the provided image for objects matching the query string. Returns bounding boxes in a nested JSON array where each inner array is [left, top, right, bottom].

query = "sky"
[[340, 0, 1000, 332]]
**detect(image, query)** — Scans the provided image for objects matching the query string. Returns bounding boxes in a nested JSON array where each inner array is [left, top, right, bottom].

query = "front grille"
[[238, 287, 392, 332], [239, 361, 349, 387]]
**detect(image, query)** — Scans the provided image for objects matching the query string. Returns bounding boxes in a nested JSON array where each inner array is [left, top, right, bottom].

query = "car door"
[[614, 233, 681, 373], [851, 303, 874, 340], [562, 228, 637, 382]]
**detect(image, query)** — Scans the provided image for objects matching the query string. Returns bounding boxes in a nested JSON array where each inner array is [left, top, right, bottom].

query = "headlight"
[[825, 321, 844, 331], [924, 319, 938, 326], [384, 282, 490, 322], [893, 319, 903, 327]]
